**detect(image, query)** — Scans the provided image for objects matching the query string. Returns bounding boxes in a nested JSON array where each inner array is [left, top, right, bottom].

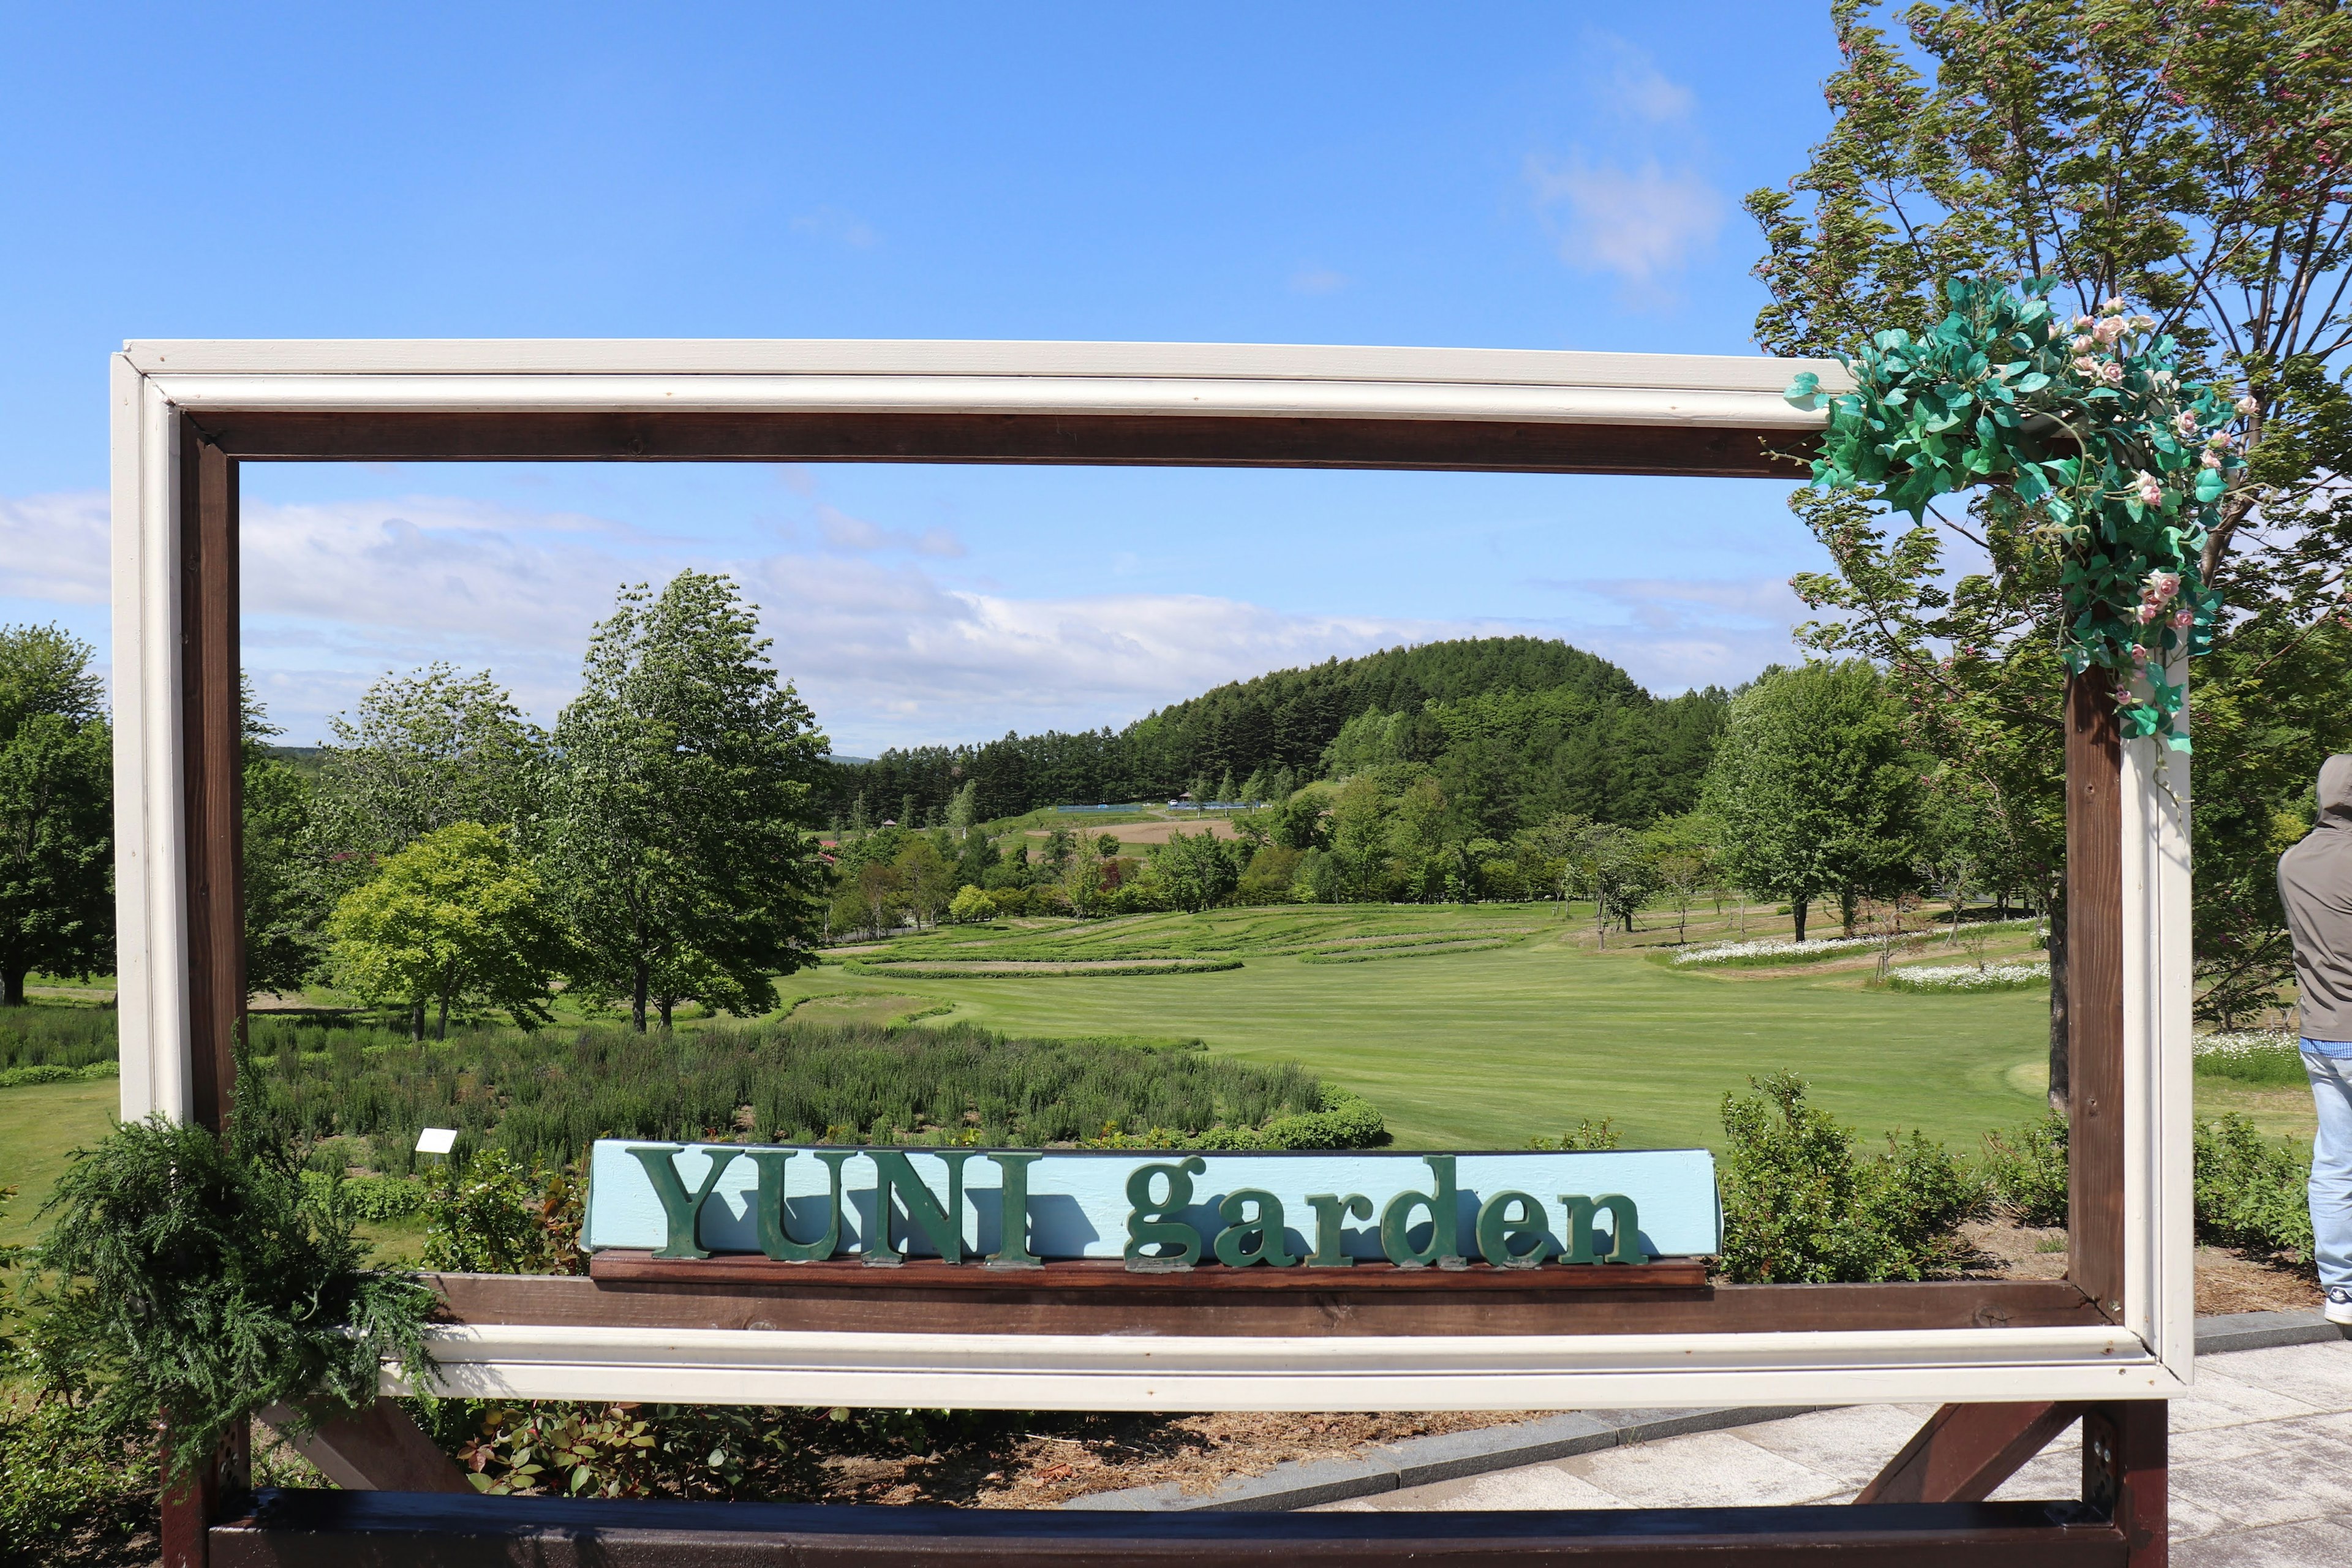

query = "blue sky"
[[0, 3, 1847, 754]]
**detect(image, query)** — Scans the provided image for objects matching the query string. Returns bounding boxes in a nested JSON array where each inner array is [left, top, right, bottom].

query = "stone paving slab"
[[1322, 1340, 2352, 1563]]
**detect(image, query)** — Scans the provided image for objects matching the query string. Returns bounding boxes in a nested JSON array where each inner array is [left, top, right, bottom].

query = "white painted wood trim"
[[149, 371, 1828, 431], [110, 361, 187, 1124], [385, 1324, 2184, 1410], [106, 338, 2201, 1410], [124, 337, 1852, 395], [2121, 663, 2198, 1383]]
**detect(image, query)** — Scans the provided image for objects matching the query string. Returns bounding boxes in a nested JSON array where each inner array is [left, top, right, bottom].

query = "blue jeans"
[[2305, 1045, 2352, 1292]]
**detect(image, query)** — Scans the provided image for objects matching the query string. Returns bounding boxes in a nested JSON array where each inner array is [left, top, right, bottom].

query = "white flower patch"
[[1884, 962, 2049, 992], [1674, 935, 1882, 966], [2193, 1030, 2299, 1061]]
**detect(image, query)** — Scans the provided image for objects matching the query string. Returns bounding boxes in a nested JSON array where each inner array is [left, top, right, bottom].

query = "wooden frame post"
[[2066, 666, 2126, 1318]]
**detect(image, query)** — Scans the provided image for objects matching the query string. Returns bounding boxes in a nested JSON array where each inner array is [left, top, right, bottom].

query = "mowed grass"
[[794, 903, 2060, 1151], [0, 1076, 118, 1250]]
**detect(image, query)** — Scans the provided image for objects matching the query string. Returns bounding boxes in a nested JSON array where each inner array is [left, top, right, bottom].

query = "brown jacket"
[[2281, 755, 2352, 1042]]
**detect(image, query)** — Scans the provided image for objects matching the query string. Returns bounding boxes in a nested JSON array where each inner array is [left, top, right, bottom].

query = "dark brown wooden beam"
[[179, 428, 244, 1135], [430, 1271, 2105, 1338], [2081, 1403, 2166, 1566], [2064, 668, 2125, 1321], [211, 1490, 2133, 1567], [257, 1400, 473, 1494], [188, 409, 1809, 477], [589, 1251, 1711, 1292], [1856, 1403, 2086, 1506]]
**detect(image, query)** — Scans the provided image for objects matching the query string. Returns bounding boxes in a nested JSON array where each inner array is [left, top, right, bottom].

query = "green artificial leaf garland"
[[1789, 276, 2248, 751]]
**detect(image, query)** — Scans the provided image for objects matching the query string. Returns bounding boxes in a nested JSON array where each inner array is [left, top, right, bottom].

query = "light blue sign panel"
[[584, 1142, 1720, 1261]]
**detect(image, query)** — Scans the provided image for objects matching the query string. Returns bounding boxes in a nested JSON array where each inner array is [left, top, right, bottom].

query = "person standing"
[[2281, 755, 2352, 1325]]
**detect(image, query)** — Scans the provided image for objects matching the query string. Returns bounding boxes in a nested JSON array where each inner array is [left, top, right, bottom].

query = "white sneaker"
[[2327, 1287, 2352, 1327]]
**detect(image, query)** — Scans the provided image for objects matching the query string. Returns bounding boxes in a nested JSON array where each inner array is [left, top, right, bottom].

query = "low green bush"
[[303, 1170, 426, 1223], [1717, 1072, 1988, 1283], [2193, 1115, 2314, 1263], [1297, 942, 1507, 965], [0, 1395, 156, 1566], [843, 959, 1243, 978], [0, 1006, 117, 1072], [0, 1060, 117, 1089], [1981, 1108, 2070, 1227], [1526, 1117, 1624, 1152]]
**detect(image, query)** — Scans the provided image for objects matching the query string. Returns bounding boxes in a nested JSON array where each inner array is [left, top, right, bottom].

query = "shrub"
[[0, 1395, 155, 1565], [947, 884, 994, 923], [421, 1150, 586, 1276], [1526, 1117, 1623, 1152], [0, 1006, 116, 1072], [2193, 1115, 2314, 1263], [1717, 1072, 1987, 1283], [1982, 1108, 2070, 1227], [0, 1060, 118, 1088]]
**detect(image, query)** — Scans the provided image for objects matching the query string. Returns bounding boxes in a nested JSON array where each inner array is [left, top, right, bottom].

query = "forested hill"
[[830, 637, 1729, 837]]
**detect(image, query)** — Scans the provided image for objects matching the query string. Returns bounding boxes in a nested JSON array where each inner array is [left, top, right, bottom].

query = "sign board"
[[584, 1141, 1719, 1267]]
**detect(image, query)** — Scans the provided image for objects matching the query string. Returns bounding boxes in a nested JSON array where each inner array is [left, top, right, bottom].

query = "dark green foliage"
[[835, 636, 1725, 832], [842, 959, 1243, 978], [0, 1395, 157, 1566], [1717, 1072, 1986, 1283], [0, 1060, 115, 1088], [1981, 1109, 2070, 1229], [241, 1016, 1343, 1172], [0, 625, 112, 1008], [420, 1148, 586, 1276], [27, 1108, 436, 1479], [1526, 1117, 1623, 1152], [0, 1004, 115, 1071], [2192, 1115, 2315, 1264]]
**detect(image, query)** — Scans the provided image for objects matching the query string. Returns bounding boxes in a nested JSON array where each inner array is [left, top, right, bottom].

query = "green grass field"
[[793, 903, 2057, 1150], [0, 897, 2308, 1238]]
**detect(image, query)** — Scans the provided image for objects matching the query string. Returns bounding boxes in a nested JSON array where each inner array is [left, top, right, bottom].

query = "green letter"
[[1124, 1156, 1207, 1268], [1379, 1155, 1461, 1268], [1304, 1193, 1372, 1267], [626, 1144, 742, 1260], [864, 1150, 974, 1264], [1558, 1193, 1644, 1264], [1474, 1190, 1547, 1268], [1212, 1188, 1298, 1267], [748, 1148, 854, 1262], [986, 1152, 1044, 1268]]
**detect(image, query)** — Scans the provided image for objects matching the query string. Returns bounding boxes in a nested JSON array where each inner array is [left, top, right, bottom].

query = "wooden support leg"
[[257, 1399, 475, 1493], [1856, 1401, 2086, 1504], [160, 1420, 250, 1568], [2083, 1401, 2167, 1566]]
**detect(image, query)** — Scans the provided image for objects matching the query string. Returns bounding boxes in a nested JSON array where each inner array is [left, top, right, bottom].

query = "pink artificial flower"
[[2171, 609, 2194, 630], [2206, 429, 2232, 449], [2100, 296, 2128, 314], [2134, 473, 2165, 507], [2071, 314, 2095, 331], [2073, 355, 2100, 375], [2131, 643, 2150, 665], [2135, 603, 2160, 624], [2130, 314, 2157, 332], [2201, 450, 2223, 470], [2092, 315, 2127, 345], [2071, 334, 2097, 353], [2100, 361, 2127, 385], [2146, 570, 2180, 600], [2236, 394, 2260, 416], [2174, 410, 2201, 437]]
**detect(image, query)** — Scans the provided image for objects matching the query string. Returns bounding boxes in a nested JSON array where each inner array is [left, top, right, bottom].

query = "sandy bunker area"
[[1025, 817, 1240, 846]]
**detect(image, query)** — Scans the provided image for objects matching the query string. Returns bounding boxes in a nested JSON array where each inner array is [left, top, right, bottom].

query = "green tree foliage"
[[1717, 1072, 1986, 1284], [0, 625, 110, 1008], [1152, 829, 1241, 913], [1703, 662, 1921, 940], [839, 636, 1725, 831], [310, 663, 544, 892], [328, 823, 567, 1040], [542, 573, 830, 1031], [241, 682, 326, 997], [1749, 0, 2352, 1070]]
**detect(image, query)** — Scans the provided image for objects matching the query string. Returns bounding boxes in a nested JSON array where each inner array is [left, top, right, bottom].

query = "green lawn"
[[0, 1077, 117, 1250], [795, 912, 2056, 1150]]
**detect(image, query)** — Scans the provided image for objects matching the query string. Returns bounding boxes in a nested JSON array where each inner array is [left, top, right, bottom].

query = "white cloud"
[[1528, 154, 1722, 285], [1594, 36, 1694, 124], [791, 206, 880, 249], [0, 491, 110, 603], [1528, 575, 1805, 692], [813, 503, 965, 557]]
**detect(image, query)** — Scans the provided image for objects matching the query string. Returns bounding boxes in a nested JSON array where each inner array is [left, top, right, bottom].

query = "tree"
[[541, 573, 831, 1032], [1569, 823, 1656, 949], [1703, 663, 1920, 941], [948, 884, 994, 923], [311, 664, 543, 891], [0, 626, 110, 1006], [1747, 0, 2352, 1096], [326, 823, 565, 1039], [1644, 813, 1718, 946], [944, 780, 979, 841], [241, 684, 326, 998], [1153, 829, 1239, 913]]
